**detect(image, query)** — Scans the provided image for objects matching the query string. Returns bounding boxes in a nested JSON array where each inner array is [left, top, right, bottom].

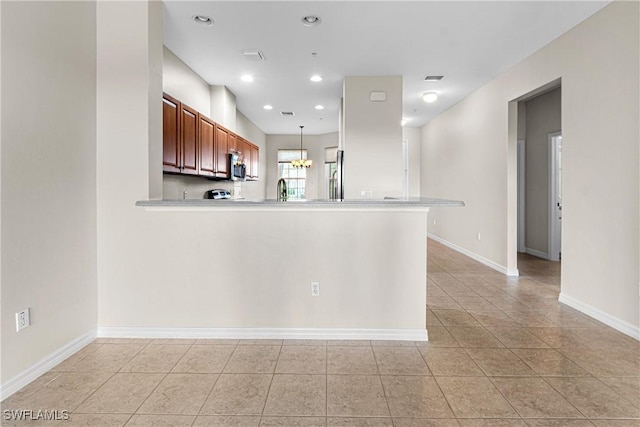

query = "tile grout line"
[[67, 341, 151, 414], [129, 340, 197, 418], [194, 339, 239, 419], [258, 342, 283, 421]]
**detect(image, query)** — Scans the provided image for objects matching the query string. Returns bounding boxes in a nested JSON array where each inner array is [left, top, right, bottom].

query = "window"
[[278, 149, 307, 200]]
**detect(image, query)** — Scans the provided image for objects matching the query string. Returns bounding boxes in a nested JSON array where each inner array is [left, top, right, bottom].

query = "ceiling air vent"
[[424, 75, 444, 81], [242, 50, 265, 61], [280, 111, 295, 116]]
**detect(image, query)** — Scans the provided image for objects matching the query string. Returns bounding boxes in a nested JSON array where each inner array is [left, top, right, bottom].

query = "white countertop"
[[136, 197, 464, 210]]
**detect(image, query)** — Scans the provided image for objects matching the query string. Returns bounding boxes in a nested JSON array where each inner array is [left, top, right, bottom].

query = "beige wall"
[[1, 1, 97, 382], [343, 76, 403, 199], [524, 87, 561, 255], [422, 1, 639, 334]]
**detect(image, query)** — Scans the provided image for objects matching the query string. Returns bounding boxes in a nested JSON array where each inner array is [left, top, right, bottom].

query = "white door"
[[548, 133, 562, 261]]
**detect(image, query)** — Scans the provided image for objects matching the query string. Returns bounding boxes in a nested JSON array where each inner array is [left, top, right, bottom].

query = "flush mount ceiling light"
[[301, 15, 321, 27], [292, 126, 313, 168], [263, 105, 273, 110], [192, 15, 213, 26], [422, 92, 438, 103], [241, 74, 254, 82], [310, 75, 323, 82], [315, 105, 324, 110]]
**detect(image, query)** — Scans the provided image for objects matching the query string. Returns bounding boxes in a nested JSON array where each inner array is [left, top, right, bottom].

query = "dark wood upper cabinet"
[[162, 94, 181, 173], [214, 125, 229, 178], [250, 143, 259, 180], [199, 115, 215, 177], [238, 138, 249, 163], [162, 93, 259, 181], [228, 132, 238, 154], [180, 104, 199, 175]]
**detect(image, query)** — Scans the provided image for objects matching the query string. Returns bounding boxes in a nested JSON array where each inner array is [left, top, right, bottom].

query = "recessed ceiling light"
[[422, 92, 438, 103], [424, 75, 444, 81], [315, 105, 324, 110], [401, 118, 408, 126], [241, 74, 254, 82], [310, 75, 323, 82], [301, 15, 321, 27], [263, 105, 273, 110], [192, 15, 213, 26]]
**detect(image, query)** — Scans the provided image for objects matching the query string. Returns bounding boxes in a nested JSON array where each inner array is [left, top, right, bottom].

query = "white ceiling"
[[163, 1, 609, 135]]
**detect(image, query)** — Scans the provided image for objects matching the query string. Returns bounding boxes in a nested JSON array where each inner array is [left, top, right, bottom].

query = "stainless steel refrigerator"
[[334, 150, 344, 201]]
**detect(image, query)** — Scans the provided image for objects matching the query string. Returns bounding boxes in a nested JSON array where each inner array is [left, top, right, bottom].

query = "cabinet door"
[[199, 115, 215, 177], [214, 125, 229, 177], [250, 144, 259, 179], [181, 104, 199, 175], [239, 138, 250, 176], [228, 132, 238, 154], [162, 94, 181, 173]]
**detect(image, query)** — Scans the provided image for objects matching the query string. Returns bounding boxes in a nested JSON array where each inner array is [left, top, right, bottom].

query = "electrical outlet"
[[360, 190, 373, 199], [311, 281, 320, 297], [16, 308, 30, 332], [477, 232, 481, 241]]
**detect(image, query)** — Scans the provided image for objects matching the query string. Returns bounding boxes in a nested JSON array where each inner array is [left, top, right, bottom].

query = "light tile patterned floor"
[[1, 239, 638, 426]]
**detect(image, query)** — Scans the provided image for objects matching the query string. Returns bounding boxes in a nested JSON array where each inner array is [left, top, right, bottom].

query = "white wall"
[[1, 1, 97, 383], [343, 76, 403, 199], [524, 87, 561, 255], [422, 1, 639, 335]]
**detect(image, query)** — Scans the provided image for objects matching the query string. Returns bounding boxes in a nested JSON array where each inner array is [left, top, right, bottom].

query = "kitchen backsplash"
[[163, 174, 236, 200]]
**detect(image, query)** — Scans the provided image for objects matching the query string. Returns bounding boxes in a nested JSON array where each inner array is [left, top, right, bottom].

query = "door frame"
[[517, 139, 526, 253], [548, 131, 562, 261]]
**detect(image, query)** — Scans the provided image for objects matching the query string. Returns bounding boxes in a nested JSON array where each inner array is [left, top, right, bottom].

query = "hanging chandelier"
[[292, 125, 313, 168]]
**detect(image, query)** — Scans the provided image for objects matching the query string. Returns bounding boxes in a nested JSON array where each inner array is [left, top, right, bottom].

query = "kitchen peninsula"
[[125, 197, 463, 342]]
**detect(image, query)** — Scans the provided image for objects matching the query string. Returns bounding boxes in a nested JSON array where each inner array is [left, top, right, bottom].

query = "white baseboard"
[[428, 233, 519, 277], [0, 330, 97, 400], [559, 293, 640, 340], [524, 247, 550, 260], [98, 327, 428, 342]]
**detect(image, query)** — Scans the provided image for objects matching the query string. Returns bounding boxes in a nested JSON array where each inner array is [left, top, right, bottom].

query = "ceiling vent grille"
[[242, 50, 265, 61], [424, 75, 444, 81], [280, 111, 295, 116]]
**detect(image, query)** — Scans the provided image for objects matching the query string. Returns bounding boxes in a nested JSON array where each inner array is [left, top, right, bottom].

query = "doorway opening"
[[513, 81, 562, 281]]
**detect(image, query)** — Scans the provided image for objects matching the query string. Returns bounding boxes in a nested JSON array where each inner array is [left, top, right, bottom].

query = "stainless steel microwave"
[[229, 153, 246, 181]]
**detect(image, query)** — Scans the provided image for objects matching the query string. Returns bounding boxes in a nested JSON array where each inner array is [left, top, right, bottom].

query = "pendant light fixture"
[[292, 125, 313, 168]]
